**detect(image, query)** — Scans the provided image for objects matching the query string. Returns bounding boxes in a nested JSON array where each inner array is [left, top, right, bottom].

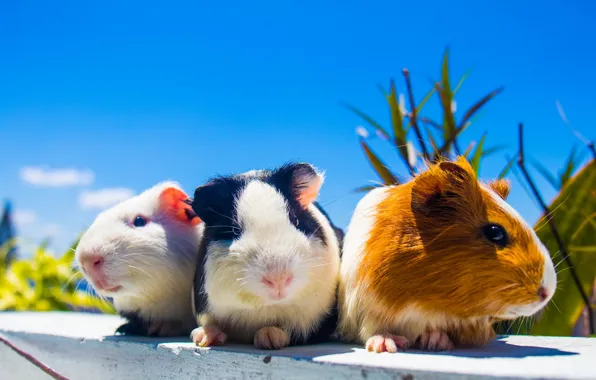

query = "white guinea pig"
[[189, 163, 343, 350], [74, 181, 204, 337]]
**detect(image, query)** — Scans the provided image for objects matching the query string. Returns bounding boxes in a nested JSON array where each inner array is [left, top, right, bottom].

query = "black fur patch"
[[115, 310, 151, 336]]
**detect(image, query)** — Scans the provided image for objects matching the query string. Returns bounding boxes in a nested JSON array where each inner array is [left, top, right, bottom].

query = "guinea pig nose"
[[261, 272, 294, 289], [80, 253, 104, 274], [538, 286, 549, 301]]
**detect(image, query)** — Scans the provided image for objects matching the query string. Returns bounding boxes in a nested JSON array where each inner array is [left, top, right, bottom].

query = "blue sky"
[[0, 1, 594, 257]]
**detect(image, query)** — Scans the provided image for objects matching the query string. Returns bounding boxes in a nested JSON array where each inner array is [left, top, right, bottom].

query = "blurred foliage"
[[345, 47, 507, 189], [495, 159, 595, 336], [0, 236, 115, 314]]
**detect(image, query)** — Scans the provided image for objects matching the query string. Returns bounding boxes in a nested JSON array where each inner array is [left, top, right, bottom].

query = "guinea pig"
[[336, 156, 557, 353], [188, 162, 342, 350], [74, 181, 204, 337]]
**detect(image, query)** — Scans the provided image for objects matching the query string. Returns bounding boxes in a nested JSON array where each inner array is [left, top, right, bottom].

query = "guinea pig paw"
[[417, 331, 454, 351], [253, 327, 290, 350], [365, 334, 409, 353], [191, 325, 227, 347]]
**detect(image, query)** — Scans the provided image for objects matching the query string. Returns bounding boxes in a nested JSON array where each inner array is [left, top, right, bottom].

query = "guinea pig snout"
[[78, 250, 120, 293], [261, 270, 294, 300]]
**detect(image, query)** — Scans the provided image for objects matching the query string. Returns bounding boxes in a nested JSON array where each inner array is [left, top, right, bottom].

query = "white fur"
[[75, 181, 203, 329], [336, 185, 392, 342], [482, 185, 557, 316], [201, 179, 340, 344]]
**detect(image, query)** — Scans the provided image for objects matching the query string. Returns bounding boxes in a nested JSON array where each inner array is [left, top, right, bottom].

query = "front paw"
[[416, 330, 454, 351], [253, 327, 290, 350], [365, 334, 409, 353], [191, 325, 227, 347]]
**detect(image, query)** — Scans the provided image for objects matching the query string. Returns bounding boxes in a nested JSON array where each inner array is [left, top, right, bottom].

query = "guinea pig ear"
[[190, 180, 230, 225], [487, 178, 511, 200], [270, 162, 324, 209], [158, 187, 202, 227], [411, 156, 478, 215], [290, 163, 325, 209]]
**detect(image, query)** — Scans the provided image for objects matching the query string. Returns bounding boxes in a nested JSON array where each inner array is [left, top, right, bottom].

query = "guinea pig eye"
[[132, 216, 148, 228], [483, 223, 508, 247]]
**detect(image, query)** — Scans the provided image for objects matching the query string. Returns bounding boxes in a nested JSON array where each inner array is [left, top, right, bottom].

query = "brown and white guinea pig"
[[336, 156, 557, 353], [188, 163, 342, 350], [74, 181, 204, 337]]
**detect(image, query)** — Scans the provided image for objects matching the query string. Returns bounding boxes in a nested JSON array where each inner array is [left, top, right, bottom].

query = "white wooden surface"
[[1, 312, 595, 380]]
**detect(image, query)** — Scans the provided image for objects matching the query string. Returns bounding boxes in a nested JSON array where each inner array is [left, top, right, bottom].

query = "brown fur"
[[350, 156, 545, 348]]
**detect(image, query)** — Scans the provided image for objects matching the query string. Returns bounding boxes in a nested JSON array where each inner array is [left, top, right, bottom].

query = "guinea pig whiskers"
[[127, 264, 151, 277], [534, 194, 570, 232]]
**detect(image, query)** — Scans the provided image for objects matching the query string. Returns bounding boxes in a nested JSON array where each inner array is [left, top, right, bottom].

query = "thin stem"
[[0, 334, 70, 380], [402, 68, 430, 161], [517, 122, 594, 335]]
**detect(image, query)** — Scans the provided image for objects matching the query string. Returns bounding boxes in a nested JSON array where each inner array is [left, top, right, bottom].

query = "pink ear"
[[293, 165, 324, 208], [158, 187, 202, 226]]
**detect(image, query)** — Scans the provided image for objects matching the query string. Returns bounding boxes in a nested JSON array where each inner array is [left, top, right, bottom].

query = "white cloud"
[[79, 188, 136, 210], [20, 166, 95, 187], [41, 223, 62, 238], [13, 209, 38, 225]]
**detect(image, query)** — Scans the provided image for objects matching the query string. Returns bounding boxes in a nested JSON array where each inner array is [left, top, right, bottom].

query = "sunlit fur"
[[337, 156, 557, 348], [75, 181, 204, 334], [200, 178, 341, 344]]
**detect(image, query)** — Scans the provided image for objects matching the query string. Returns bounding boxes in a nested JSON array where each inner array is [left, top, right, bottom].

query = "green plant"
[[0, 237, 115, 314], [345, 48, 505, 190], [496, 157, 595, 336]]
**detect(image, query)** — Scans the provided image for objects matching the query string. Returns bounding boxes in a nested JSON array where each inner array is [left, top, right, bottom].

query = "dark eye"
[[133, 216, 148, 228], [483, 223, 508, 247]]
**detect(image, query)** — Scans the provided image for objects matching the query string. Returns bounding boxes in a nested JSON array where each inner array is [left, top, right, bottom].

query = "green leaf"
[[441, 47, 452, 98], [453, 69, 472, 95], [360, 139, 400, 185], [470, 133, 487, 175], [463, 141, 476, 158], [459, 87, 504, 128], [560, 145, 580, 187], [436, 83, 458, 152], [353, 184, 385, 193], [530, 160, 596, 336], [420, 117, 443, 131], [424, 126, 440, 155], [387, 79, 409, 161], [481, 145, 507, 158], [342, 103, 391, 140], [498, 155, 517, 179], [530, 160, 560, 190]]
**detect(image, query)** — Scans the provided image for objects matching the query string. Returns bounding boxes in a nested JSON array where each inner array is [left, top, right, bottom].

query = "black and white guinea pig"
[[188, 163, 343, 350], [74, 181, 204, 337]]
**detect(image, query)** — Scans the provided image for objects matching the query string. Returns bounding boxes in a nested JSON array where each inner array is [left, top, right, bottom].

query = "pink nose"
[[80, 253, 107, 288], [538, 286, 549, 301], [261, 272, 294, 299]]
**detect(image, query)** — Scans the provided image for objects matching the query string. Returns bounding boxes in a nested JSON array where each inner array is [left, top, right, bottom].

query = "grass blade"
[[560, 145, 580, 187], [360, 139, 400, 185], [353, 184, 385, 193], [459, 87, 504, 128], [342, 102, 391, 140], [453, 69, 472, 95], [482, 144, 507, 158], [498, 155, 517, 179], [530, 159, 560, 190], [470, 132, 487, 175]]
